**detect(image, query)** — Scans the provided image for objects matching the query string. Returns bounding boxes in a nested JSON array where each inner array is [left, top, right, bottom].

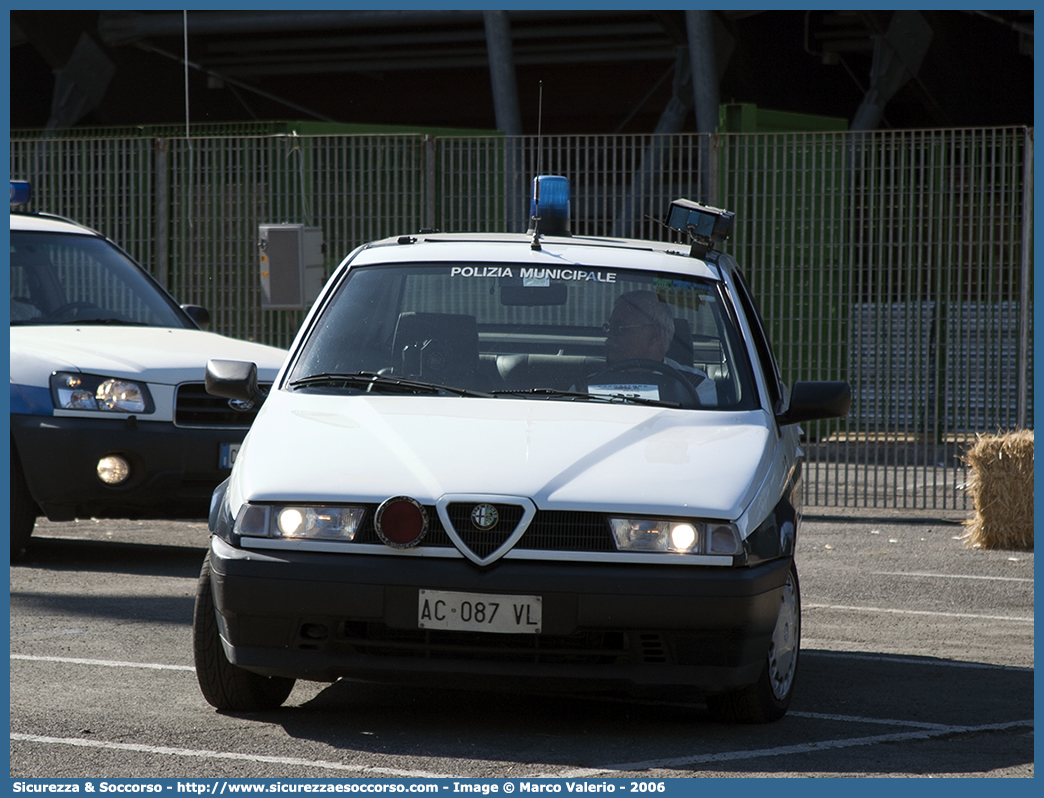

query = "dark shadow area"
[[10, 11, 1034, 133], [217, 648, 1032, 776], [795, 649, 1032, 728], [12, 534, 207, 579], [10, 591, 195, 626]]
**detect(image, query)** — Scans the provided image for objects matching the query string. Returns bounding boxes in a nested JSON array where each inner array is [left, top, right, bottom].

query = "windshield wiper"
[[289, 372, 491, 398], [490, 388, 680, 408], [11, 317, 145, 326]]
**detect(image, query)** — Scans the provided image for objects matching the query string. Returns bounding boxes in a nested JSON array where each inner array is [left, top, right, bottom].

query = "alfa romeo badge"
[[471, 503, 499, 530]]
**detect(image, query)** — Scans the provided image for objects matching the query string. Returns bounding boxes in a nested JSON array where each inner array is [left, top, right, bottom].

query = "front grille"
[[445, 502, 525, 558], [515, 511, 615, 552], [302, 623, 747, 668], [174, 382, 270, 428], [337, 622, 631, 665], [350, 504, 614, 554], [353, 505, 454, 547]]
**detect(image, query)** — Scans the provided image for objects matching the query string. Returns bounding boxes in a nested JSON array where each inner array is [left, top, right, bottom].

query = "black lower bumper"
[[208, 536, 792, 693], [11, 413, 246, 521]]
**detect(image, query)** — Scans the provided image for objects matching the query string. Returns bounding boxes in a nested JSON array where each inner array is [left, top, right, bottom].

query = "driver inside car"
[[600, 290, 717, 406]]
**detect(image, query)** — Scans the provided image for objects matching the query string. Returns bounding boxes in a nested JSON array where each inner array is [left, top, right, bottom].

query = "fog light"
[[97, 455, 130, 485], [299, 623, 329, 641], [708, 524, 741, 555], [375, 496, 428, 549]]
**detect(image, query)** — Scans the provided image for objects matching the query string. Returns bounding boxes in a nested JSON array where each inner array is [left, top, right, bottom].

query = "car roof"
[[349, 231, 728, 281], [10, 211, 102, 236]]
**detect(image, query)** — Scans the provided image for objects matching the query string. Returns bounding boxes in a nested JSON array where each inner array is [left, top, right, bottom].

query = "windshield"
[[10, 231, 191, 328], [287, 262, 759, 410]]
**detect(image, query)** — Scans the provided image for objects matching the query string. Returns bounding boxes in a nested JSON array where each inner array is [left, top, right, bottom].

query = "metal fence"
[[10, 127, 1033, 510]]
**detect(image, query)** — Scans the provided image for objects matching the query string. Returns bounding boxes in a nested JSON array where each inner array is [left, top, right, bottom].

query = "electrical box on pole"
[[258, 224, 325, 310]]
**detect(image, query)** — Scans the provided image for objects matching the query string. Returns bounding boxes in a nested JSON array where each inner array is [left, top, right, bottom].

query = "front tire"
[[11, 444, 38, 560], [707, 561, 800, 723], [193, 550, 296, 711]]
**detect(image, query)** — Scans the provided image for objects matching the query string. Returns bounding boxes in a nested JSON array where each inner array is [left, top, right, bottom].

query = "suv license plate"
[[418, 589, 542, 634], [219, 443, 240, 469]]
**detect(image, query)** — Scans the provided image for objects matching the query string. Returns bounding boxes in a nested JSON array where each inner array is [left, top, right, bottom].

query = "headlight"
[[235, 503, 367, 542], [609, 517, 741, 555], [51, 372, 153, 413]]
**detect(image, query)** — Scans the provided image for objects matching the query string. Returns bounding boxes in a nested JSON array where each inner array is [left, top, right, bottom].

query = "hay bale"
[[963, 430, 1034, 550]]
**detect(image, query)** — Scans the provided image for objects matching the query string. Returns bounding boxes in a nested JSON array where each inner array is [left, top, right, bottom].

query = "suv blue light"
[[10, 180, 32, 208]]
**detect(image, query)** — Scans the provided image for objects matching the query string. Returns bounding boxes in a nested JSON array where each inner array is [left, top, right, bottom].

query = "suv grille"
[[174, 382, 270, 428]]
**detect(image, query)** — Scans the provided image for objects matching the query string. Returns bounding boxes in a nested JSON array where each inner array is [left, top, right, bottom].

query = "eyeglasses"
[[602, 321, 656, 336]]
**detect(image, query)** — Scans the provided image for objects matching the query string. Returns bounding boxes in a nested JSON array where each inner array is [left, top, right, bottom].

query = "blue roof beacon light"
[[665, 198, 735, 259], [10, 180, 32, 209], [528, 175, 571, 247]]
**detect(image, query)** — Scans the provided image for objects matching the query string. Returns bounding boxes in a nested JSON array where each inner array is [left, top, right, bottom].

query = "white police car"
[[9, 180, 287, 558], [195, 176, 849, 722]]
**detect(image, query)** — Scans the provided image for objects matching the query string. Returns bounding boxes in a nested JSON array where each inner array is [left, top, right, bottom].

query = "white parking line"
[[10, 654, 194, 671], [805, 603, 1034, 623], [12, 652, 1033, 778], [541, 719, 1034, 778], [9, 733, 454, 778], [870, 571, 1034, 583], [14, 719, 1034, 780], [789, 711, 951, 730]]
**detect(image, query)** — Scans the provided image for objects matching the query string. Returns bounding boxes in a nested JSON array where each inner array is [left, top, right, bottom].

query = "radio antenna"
[[536, 80, 543, 174], [530, 81, 544, 251]]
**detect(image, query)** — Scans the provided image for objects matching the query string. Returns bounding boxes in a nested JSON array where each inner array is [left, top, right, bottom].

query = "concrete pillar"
[[685, 10, 719, 135], [851, 11, 933, 131], [483, 11, 522, 135]]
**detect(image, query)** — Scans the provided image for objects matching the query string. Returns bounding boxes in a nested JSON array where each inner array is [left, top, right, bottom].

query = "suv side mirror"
[[205, 359, 264, 407], [776, 381, 851, 426]]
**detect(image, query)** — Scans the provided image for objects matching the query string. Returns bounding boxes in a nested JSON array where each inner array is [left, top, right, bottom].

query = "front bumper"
[[208, 536, 791, 693], [11, 413, 247, 521]]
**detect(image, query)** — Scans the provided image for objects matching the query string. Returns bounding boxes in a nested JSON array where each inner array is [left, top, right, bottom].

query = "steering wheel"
[[586, 358, 702, 406], [50, 301, 102, 320]]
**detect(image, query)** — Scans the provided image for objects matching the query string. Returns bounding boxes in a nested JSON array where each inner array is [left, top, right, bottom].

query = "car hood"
[[10, 326, 286, 385], [232, 393, 776, 520]]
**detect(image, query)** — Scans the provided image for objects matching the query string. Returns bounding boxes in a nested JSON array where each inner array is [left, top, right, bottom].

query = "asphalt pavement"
[[9, 508, 1034, 778]]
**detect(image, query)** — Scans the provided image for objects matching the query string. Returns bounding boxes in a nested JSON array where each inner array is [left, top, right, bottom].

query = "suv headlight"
[[235, 503, 367, 542], [609, 517, 741, 555], [51, 372, 153, 413]]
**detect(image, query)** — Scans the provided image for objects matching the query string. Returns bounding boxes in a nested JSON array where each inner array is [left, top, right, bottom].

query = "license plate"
[[219, 443, 240, 469], [418, 589, 542, 634]]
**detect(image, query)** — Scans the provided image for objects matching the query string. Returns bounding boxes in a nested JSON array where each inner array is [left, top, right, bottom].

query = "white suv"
[[9, 180, 287, 558]]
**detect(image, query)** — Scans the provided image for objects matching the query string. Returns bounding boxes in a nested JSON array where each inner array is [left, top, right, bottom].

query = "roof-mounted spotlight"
[[10, 180, 32, 209], [664, 198, 735, 259]]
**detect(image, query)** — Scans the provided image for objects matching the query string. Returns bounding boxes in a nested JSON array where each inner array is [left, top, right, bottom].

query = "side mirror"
[[776, 381, 851, 426], [181, 304, 211, 330], [205, 359, 263, 407]]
